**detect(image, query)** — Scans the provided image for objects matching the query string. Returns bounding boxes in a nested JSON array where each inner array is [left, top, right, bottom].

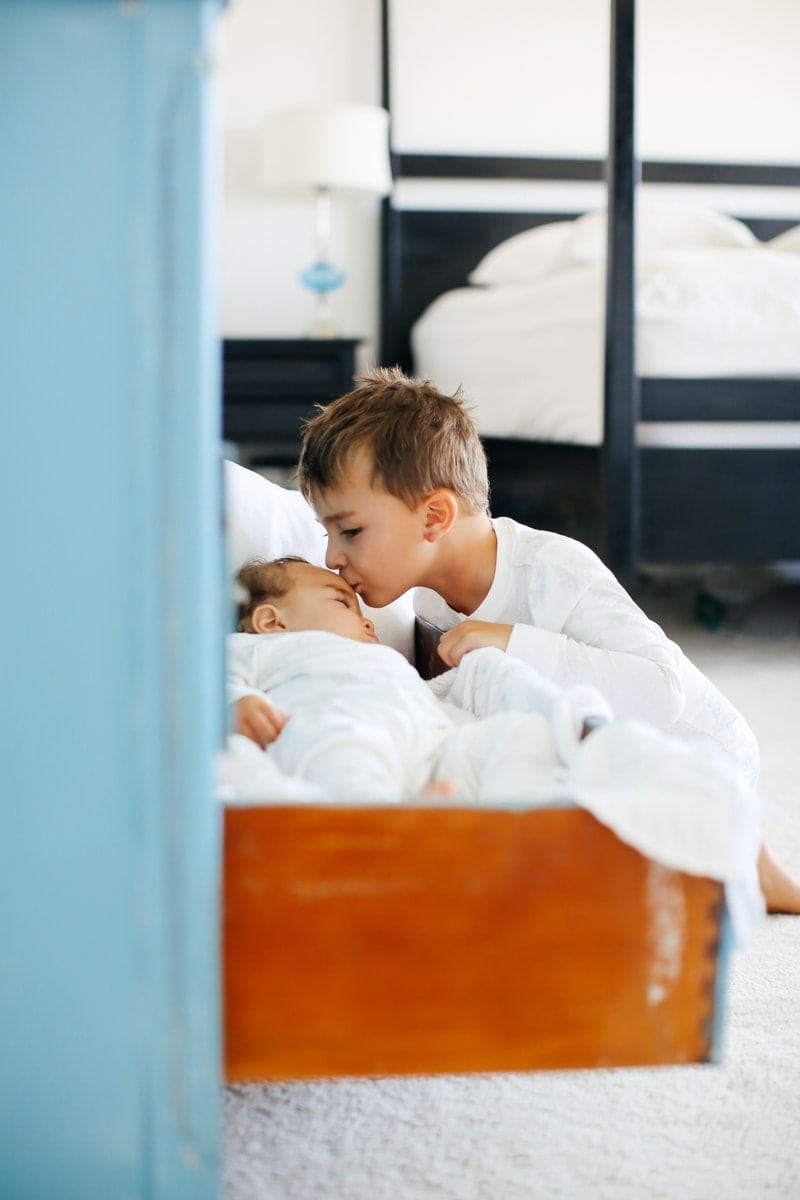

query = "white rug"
[[224, 590, 800, 1200]]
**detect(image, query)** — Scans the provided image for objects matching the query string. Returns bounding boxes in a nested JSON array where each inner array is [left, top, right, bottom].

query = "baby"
[[229, 556, 612, 802]]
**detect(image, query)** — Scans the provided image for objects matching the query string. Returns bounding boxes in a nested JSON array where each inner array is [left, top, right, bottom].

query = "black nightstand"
[[223, 337, 360, 465]]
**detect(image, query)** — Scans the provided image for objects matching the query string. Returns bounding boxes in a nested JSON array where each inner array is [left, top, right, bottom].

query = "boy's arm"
[[436, 620, 513, 666], [510, 598, 684, 728], [438, 601, 684, 730]]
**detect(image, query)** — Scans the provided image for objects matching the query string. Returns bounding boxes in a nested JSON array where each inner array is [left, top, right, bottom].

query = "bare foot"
[[418, 779, 457, 800], [758, 842, 800, 914]]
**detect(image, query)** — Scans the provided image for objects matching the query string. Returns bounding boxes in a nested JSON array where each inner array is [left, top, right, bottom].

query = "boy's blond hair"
[[296, 367, 490, 515]]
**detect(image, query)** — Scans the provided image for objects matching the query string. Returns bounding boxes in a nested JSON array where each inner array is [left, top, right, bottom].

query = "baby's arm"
[[234, 693, 287, 748], [227, 636, 287, 748], [432, 645, 612, 763]]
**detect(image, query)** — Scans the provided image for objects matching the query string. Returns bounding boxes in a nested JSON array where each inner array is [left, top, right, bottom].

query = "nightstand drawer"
[[223, 338, 360, 454], [224, 398, 318, 442], [225, 355, 347, 394]]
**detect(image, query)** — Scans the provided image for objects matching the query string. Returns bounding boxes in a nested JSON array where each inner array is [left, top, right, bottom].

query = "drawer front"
[[222, 339, 359, 449], [224, 340, 357, 394], [224, 355, 349, 398], [223, 399, 320, 442]]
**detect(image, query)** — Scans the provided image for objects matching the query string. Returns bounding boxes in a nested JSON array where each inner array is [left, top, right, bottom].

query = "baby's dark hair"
[[235, 556, 308, 631], [297, 366, 490, 515]]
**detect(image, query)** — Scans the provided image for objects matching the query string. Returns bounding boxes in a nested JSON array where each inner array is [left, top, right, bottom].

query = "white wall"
[[218, 0, 383, 358], [390, 0, 800, 162], [218, 0, 800, 351]]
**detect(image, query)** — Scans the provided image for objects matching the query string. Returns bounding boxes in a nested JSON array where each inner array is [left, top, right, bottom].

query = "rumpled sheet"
[[218, 641, 763, 944]]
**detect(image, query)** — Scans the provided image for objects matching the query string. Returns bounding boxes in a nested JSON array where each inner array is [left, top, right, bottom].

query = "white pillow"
[[223, 460, 416, 661], [468, 220, 574, 285], [766, 223, 800, 253], [566, 200, 757, 262]]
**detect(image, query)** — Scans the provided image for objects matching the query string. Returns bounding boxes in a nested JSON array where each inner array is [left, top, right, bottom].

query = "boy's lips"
[[343, 575, 374, 604]]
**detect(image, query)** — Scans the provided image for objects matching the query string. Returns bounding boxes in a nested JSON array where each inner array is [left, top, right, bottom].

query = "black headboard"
[[379, 153, 800, 372], [381, 205, 569, 370]]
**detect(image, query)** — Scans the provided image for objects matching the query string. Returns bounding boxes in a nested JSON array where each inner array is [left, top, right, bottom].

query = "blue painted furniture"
[[0, 2, 223, 1196]]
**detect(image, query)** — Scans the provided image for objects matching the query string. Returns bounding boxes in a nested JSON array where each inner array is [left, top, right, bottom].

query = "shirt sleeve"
[[227, 683, 265, 705], [505, 574, 686, 729], [226, 637, 267, 708]]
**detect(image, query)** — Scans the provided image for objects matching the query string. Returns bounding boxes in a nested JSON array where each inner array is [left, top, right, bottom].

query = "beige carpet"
[[224, 582, 800, 1200]]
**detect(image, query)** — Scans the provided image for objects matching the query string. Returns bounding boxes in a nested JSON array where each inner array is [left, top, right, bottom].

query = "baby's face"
[[280, 562, 379, 643]]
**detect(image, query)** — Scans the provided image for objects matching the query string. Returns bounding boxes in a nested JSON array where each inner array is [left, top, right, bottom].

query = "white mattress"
[[411, 248, 800, 446]]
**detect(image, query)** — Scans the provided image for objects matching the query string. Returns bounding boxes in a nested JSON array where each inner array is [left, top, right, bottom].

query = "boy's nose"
[[325, 543, 346, 570]]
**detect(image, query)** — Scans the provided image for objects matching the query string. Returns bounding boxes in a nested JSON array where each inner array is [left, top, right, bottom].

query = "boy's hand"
[[235, 694, 287, 748], [436, 620, 512, 668]]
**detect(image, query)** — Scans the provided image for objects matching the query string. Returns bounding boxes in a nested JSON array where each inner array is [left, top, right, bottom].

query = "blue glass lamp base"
[[300, 260, 346, 338], [301, 261, 345, 294]]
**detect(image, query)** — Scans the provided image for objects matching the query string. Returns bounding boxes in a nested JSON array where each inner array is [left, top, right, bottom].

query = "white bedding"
[[411, 247, 800, 446], [218, 634, 763, 944]]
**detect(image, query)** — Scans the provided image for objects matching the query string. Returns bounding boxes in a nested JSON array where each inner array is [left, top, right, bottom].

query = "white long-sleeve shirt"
[[414, 517, 759, 785]]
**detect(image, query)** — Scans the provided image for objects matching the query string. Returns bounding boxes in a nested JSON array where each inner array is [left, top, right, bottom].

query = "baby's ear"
[[423, 488, 459, 542], [250, 602, 286, 634]]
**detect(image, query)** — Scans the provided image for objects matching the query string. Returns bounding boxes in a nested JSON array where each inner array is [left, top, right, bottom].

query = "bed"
[[220, 460, 761, 1082], [380, 0, 800, 580], [412, 208, 800, 447]]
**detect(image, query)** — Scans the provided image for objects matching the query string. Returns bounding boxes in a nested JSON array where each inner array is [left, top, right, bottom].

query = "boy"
[[295, 367, 800, 913]]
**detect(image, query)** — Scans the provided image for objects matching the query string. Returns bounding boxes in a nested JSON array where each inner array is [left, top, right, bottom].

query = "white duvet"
[[218, 635, 763, 942], [411, 248, 800, 445]]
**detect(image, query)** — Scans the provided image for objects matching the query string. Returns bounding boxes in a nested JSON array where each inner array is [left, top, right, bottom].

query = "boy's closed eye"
[[340, 527, 362, 540]]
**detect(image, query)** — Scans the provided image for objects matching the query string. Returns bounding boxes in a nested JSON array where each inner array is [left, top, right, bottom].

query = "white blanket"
[[219, 636, 763, 942]]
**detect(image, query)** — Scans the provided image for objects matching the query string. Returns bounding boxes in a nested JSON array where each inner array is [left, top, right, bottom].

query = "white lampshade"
[[259, 104, 392, 197]]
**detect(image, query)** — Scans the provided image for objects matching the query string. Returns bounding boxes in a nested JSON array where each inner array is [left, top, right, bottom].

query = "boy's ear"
[[422, 488, 459, 542], [250, 602, 287, 634]]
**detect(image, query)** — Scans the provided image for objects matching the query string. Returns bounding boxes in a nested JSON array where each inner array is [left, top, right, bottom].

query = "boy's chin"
[[361, 592, 391, 612]]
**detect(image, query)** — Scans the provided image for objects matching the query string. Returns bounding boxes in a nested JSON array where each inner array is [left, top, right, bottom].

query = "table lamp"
[[260, 104, 392, 337]]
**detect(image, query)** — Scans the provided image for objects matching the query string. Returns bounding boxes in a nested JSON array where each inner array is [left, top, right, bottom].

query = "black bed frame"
[[379, 0, 800, 580]]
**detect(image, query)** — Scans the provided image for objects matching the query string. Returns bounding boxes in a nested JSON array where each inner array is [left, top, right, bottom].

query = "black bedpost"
[[378, 0, 401, 367], [603, 0, 640, 583]]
